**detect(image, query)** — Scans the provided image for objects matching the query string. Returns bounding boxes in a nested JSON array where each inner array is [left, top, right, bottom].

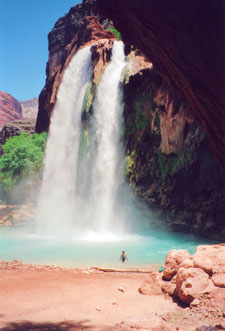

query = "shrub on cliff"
[[106, 27, 122, 40], [0, 132, 47, 202]]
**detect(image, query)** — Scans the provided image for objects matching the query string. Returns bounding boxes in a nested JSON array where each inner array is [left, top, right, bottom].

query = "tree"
[[0, 132, 47, 203]]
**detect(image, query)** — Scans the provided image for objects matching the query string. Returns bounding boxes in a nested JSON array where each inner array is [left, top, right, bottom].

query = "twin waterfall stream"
[[36, 41, 127, 240]]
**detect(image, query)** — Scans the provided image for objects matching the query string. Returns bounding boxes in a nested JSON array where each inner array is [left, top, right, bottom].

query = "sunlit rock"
[[139, 272, 163, 295], [163, 249, 191, 280], [0, 91, 22, 129], [154, 89, 193, 155], [176, 267, 216, 305], [192, 244, 225, 274]]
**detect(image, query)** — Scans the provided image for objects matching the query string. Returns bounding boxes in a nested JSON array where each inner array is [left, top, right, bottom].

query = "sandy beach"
[[0, 261, 222, 331]]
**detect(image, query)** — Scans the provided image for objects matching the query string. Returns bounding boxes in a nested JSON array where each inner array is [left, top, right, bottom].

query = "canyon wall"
[[123, 70, 225, 240], [20, 97, 38, 119], [35, 0, 225, 240], [0, 92, 22, 129], [36, 0, 115, 133], [0, 93, 37, 152], [97, 0, 225, 166]]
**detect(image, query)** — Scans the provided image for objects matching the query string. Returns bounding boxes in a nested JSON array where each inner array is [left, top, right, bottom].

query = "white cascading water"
[[87, 41, 126, 236], [36, 46, 92, 236], [36, 41, 127, 239]]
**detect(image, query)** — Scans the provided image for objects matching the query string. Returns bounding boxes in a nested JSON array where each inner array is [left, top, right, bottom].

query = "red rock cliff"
[[35, 0, 116, 133], [97, 0, 225, 166], [0, 92, 22, 129]]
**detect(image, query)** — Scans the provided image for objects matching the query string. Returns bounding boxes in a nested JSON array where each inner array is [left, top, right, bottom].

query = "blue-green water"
[[0, 227, 214, 269]]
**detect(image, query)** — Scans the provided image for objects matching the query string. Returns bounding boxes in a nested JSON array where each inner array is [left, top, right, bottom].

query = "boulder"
[[163, 249, 191, 280], [161, 280, 176, 296], [139, 272, 163, 295], [176, 267, 216, 304], [192, 244, 225, 274], [180, 258, 194, 269], [211, 273, 225, 288]]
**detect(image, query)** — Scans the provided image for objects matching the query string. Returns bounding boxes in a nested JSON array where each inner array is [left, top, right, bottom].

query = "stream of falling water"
[[86, 41, 126, 237], [36, 41, 127, 239], [36, 46, 92, 236]]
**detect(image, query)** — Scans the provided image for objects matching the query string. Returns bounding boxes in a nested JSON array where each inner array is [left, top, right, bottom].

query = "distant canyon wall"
[[0, 92, 22, 129], [0, 92, 38, 148]]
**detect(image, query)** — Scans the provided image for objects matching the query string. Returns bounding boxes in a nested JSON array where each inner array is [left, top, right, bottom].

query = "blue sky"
[[0, 0, 81, 101]]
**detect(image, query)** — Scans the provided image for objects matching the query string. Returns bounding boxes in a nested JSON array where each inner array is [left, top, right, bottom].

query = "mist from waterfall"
[[36, 41, 127, 239]]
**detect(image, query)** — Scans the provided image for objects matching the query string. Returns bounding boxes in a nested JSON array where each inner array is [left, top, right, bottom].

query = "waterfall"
[[36, 41, 126, 239], [36, 47, 92, 235], [88, 41, 126, 235]]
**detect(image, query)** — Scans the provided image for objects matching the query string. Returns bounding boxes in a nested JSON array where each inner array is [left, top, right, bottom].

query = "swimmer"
[[120, 250, 128, 263]]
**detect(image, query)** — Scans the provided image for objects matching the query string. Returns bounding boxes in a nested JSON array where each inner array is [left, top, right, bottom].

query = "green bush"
[[0, 132, 47, 197], [106, 27, 122, 41], [125, 151, 135, 176]]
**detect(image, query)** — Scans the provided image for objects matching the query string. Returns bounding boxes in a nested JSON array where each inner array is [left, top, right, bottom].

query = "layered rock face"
[[0, 92, 22, 129], [20, 97, 38, 119], [0, 119, 36, 149], [97, 0, 225, 166], [36, 0, 116, 133], [0, 93, 37, 151], [123, 69, 225, 240]]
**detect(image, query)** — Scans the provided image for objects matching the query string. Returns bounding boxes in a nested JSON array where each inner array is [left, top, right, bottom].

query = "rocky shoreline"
[[0, 204, 36, 227], [0, 248, 224, 330]]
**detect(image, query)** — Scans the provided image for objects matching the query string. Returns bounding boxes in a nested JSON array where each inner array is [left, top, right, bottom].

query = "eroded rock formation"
[[97, 0, 225, 166], [36, 0, 116, 133], [20, 97, 38, 119], [139, 244, 225, 324], [162, 245, 225, 305], [0, 91, 22, 129], [123, 69, 225, 240], [0, 119, 36, 150]]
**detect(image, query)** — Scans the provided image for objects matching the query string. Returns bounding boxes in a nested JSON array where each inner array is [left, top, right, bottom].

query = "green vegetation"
[[134, 98, 148, 131], [0, 132, 47, 200], [156, 146, 198, 181], [82, 82, 94, 114], [106, 27, 122, 41], [125, 150, 135, 176]]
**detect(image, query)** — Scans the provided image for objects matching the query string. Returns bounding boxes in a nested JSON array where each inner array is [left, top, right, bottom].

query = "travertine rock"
[[176, 267, 215, 304], [179, 258, 194, 269], [147, 245, 225, 305], [154, 89, 193, 155], [138, 272, 162, 295], [211, 273, 225, 288], [192, 244, 225, 274], [163, 249, 191, 280]]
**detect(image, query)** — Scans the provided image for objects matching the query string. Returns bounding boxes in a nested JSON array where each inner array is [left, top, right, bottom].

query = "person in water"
[[120, 251, 128, 263]]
